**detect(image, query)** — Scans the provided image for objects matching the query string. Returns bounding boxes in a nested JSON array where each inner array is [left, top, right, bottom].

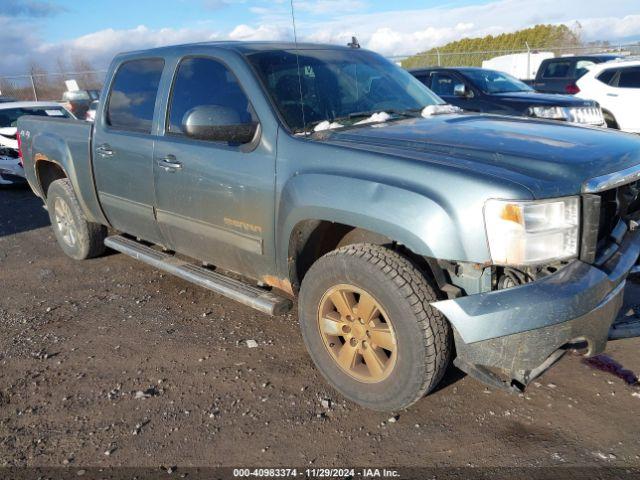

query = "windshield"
[[0, 107, 71, 128], [246, 49, 443, 132], [462, 69, 533, 94]]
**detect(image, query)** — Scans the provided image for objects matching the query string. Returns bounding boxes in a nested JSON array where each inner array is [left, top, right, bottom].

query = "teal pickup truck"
[[18, 41, 640, 411]]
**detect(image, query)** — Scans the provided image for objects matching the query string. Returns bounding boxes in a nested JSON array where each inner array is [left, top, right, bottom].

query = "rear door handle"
[[96, 144, 114, 157], [607, 93, 618, 97], [158, 155, 182, 172]]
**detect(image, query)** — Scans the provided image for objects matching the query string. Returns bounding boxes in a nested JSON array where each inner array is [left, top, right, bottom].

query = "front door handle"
[[96, 144, 114, 157], [607, 93, 618, 97], [158, 155, 182, 172]]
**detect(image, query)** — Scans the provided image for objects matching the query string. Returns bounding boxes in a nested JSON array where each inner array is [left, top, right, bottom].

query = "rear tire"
[[47, 178, 107, 260], [603, 110, 620, 130], [299, 243, 452, 411]]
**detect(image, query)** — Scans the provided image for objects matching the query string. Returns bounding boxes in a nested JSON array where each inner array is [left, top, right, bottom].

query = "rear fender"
[[30, 131, 107, 225], [31, 132, 74, 196]]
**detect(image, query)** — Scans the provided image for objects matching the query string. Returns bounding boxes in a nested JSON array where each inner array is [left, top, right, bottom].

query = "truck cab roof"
[[115, 41, 359, 59]]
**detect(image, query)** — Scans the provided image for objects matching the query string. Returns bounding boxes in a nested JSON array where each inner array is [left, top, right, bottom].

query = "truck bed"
[[18, 116, 107, 225]]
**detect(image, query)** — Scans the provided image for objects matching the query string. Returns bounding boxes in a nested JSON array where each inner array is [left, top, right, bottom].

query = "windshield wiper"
[[348, 109, 422, 120], [303, 108, 422, 133]]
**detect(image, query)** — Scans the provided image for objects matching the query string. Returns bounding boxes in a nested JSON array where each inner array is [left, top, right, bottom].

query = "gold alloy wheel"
[[53, 197, 77, 247], [317, 284, 397, 383]]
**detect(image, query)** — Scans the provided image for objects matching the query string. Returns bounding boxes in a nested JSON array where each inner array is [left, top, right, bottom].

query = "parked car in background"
[[482, 51, 553, 82], [85, 100, 99, 122], [61, 89, 99, 119], [530, 54, 623, 94], [410, 67, 604, 126], [0, 101, 72, 185], [18, 42, 640, 411], [0, 96, 18, 103], [576, 59, 640, 133]]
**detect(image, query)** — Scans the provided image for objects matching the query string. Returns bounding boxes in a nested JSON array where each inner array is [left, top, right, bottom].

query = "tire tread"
[[306, 243, 451, 410], [47, 179, 106, 259]]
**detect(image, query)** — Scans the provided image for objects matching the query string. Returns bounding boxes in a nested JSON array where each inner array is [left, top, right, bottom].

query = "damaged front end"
[[432, 177, 640, 392]]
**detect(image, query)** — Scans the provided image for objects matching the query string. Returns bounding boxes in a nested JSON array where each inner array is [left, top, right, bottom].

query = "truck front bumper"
[[432, 230, 640, 390]]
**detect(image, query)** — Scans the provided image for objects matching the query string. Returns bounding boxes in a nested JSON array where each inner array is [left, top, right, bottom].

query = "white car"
[[576, 59, 640, 133], [0, 101, 73, 185]]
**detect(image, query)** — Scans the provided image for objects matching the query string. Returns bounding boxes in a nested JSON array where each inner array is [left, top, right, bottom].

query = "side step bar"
[[104, 235, 292, 316]]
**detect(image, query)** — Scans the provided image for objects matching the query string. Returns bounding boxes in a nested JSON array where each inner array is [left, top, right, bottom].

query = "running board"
[[104, 235, 292, 316]]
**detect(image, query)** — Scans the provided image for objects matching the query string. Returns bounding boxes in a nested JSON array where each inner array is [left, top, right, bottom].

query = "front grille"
[[597, 181, 640, 241], [585, 180, 640, 264], [567, 107, 604, 126]]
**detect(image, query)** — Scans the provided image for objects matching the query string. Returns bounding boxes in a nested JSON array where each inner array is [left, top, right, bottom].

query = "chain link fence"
[[0, 70, 107, 102]]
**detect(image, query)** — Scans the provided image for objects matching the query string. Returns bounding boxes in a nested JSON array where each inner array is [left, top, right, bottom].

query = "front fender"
[[277, 173, 487, 276]]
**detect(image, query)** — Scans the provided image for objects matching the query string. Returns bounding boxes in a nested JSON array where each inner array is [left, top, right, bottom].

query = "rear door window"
[[106, 58, 164, 133], [617, 67, 640, 88], [542, 60, 572, 78], [597, 68, 618, 86]]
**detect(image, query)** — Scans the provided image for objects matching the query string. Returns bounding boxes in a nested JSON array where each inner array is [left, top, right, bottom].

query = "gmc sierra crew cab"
[[18, 41, 640, 411]]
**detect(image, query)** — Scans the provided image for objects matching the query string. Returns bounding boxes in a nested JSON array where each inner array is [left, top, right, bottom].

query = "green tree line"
[[401, 24, 581, 69]]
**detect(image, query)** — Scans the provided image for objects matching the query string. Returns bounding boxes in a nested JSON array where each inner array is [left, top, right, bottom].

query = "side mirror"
[[453, 83, 468, 97], [182, 105, 258, 144]]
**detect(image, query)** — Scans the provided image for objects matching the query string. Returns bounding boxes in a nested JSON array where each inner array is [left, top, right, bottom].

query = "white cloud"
[[577, 14, 640, 42], [228, 23, 291, 41], [17, 25, 221, 76], [0, 0, 638, 76], [48, 25, 219, 56], [295, 0, 366, 15]]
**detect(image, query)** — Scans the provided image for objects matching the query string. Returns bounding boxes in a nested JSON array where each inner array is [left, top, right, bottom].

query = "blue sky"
[[43, 0, 490, 43], [0, 0, 639, 75]]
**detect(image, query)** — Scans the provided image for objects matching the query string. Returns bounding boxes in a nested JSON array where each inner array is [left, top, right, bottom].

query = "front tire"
[[299, 243, 452, 411], [47, 179, 107, 260]]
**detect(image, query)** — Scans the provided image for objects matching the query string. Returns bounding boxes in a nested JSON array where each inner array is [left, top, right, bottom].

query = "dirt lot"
[[1, 186, 640, 473]]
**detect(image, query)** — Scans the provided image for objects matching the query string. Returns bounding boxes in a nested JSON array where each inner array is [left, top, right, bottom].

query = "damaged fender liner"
[[431, 230, 640, 390]]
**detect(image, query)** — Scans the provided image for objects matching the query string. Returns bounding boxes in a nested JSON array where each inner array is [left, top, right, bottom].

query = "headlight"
[[529, 106, 567, 120], [484, 197, 580, 265]]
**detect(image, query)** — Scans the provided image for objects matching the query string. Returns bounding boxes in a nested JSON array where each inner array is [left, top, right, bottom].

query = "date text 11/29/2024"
[[233, 468, 400, 478]]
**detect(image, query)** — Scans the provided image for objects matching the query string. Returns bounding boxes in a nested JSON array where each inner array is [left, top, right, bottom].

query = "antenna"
[[348, 36, 361, 49], [290, 0, 307, 135]]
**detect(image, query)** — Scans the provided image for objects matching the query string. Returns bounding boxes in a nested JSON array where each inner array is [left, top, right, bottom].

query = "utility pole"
[[30, 75, 38, 101]]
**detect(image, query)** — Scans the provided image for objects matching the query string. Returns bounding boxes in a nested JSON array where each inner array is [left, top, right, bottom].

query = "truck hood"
[[490, 91, 595, 107], [315, 113, 640, 198]]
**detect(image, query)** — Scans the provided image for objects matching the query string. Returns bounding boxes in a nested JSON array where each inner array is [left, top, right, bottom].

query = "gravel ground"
[[1, 186, 640, 471]]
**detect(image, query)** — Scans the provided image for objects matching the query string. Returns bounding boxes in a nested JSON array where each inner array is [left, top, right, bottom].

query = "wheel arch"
[[277, 174, 469, 294], [35, 157, 68, 198], [602, 108, 620, 129], [29, 131, 109, 226]]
